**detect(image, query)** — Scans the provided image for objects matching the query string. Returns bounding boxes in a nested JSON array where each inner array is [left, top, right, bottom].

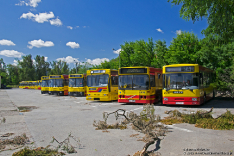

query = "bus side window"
[[150, 75, 155, 87], [199, 72, 203, 87]]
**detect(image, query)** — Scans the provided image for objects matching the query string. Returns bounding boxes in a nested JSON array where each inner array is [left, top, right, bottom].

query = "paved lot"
[[0, 88, 234, 156]]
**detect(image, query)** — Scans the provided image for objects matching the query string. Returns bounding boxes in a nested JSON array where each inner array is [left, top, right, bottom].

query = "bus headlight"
[[88, 94, 90, 96], [164, 98, 168, 101], [104, 94, 107, 96], [192, 98, 197, 101]]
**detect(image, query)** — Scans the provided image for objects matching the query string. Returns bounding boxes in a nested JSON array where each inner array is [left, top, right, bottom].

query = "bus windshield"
[[49, 79, 64, 87], [69, 78, 84, 87], [87, 74, 109, 87], [41, 80, 49, 87], [164, 73, 198, 90], [119, 75, 149, 90]]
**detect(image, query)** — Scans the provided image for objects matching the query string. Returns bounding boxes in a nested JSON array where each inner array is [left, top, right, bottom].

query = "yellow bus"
[[118, 67, 162, 104], [68, 74, 87, 97], [34, 81, 39, 90], [49, 75, 69, 96], [86, 69, 118, 101], [162, 64, 215, 105], [41, 76, 49, 94], [19, 82, 23, 88]]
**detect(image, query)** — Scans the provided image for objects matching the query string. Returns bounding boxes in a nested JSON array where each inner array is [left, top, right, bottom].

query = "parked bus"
[[38, 80, 42, 90], [41, 76, 49, 94], [118, 67, 162, 104], [162, 64, 215, 105], [19, 82, 23, 88], [34, 81, 39, 90], [49, 75, 69, 96], [86, 69, 118, 101], [24, 81, 29, 89], [68, 74, 87, 97]]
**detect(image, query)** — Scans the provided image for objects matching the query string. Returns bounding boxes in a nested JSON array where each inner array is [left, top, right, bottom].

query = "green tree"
[[151, 40, 168, 68], [35, 55, 50, 80], [168, 0, 234, 43], [7, 64, 20, 85], [120, 38, 155, 67], [0, 58, 8, 85], [50, 60, 69, 75], [18, 54, 36, 81], [165, 31, 201, 64]]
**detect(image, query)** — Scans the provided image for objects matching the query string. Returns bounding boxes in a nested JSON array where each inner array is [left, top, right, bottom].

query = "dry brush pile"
[[161, 108, 234, 130], [93, 104, 167, 156]]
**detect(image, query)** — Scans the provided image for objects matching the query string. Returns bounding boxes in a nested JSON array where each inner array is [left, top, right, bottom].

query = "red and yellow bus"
[[68, 74, 87, 97], [86, 69, 118, 101], [49, 75, 69, 96], [162, 64, 215, 105], [118, 67, 162, 104]]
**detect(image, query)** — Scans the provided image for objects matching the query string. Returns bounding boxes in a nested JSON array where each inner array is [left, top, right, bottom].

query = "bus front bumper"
[[68, 92, 85, 97], [86, 96, 111, 101], [49, 91, 64, 96], [163, 97, 201, 105]]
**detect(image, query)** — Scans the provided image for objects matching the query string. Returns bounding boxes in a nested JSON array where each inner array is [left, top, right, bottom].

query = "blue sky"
[[0, 0, 208, 68]]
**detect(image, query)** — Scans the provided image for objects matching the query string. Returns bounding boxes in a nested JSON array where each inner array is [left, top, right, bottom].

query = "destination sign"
[[50, 76, 61, 78], [91, 70, 106, 73], [42, 76, 49, 79], [166, 66, 194, 72], [120, 68, 147, 74], [70, 75, 82, 78]]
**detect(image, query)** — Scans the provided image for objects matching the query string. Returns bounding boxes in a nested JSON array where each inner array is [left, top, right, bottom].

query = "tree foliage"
[[168, 0, 234, 43]]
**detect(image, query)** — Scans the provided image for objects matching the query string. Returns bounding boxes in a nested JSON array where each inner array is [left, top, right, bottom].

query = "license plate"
[[176, 102, 184, 104], [173, 91, 183, 94], [129, 100, 135, 102]]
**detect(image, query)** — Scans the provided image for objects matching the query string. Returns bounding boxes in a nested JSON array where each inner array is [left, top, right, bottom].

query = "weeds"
[[93, 104, 167, 156], [12, 147, 65, 156], [0, 133, 29, 151], [161, 108, 234, 130]]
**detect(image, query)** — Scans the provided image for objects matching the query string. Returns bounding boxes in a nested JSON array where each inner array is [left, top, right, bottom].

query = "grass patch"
[[12, 147, 65, 156], [6, 85, 19, 88], [161, 109, 234, 130]]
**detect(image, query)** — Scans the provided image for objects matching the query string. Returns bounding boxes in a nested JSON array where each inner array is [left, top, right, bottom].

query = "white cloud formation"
[[176, 30, 182, 35], [0, 39, 16, 46], [13, 60, 18, 66], [86, 58, 109, 65], [27, 39, 54, 49], [67, 26, 73, 30], [56, 56, 79, 64], [16, 0, 41, 8], [113, 48, 122, 54], [66, 42, 80, 49], [20, 12, 62, 26], [156, 28, 163, 33], [50, 18, 62, 26], [83, 26, 86, 28], [0, 50, 24, 58], [45, 57, 48, 61]]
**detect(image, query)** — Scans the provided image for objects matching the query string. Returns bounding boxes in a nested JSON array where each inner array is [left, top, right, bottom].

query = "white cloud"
[[16, 0, 41, 8], [50, 18, 62, 26], [67, 26, 73, 30], [0, 39, 16, 46], [13, 60, 18, 66], [176, 30, 182, 35], [45, 57, 48, 61], [83, 26, 86, 28], [156, 28, 164, 33], [0, 50, 24, 58], [113, 48, 122, 54], [20, 12, 62, 26], [86, 58, 109, 65], [27, 39, 54, 49], [56, 56, 79, 64], [66, 42, 80, 49], [76, 26, 79, 28]]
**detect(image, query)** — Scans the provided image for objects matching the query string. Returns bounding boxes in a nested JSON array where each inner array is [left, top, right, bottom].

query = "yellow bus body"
[[162, 64, 214, 105], [86, 69, 118, 101], [68, 74, 87, 97], [118, 67, 162, 104], [49, 75, 69, 96], [41, 76, 49, 94]]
